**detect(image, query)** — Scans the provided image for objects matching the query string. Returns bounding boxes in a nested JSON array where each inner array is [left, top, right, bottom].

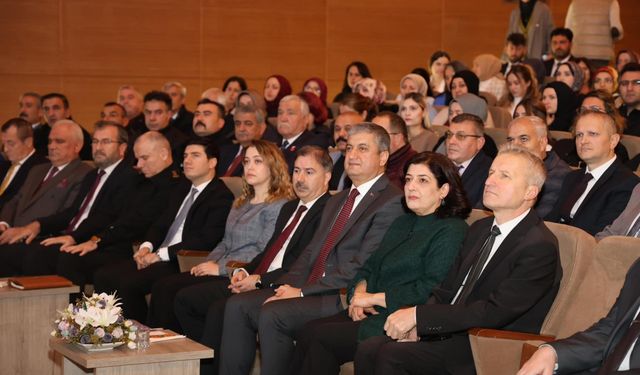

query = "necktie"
[[457, 164, 464, 176], [160, 187, 198, 248], [224, 153, 244, 177], [35, 166, 59, 194], [597, 319, 640, 374], [455, 225, 501, 304], [66, 170, 106, 232], [551, 61, 559, 77], [307, 188, 360, 283], [281, 140, 290, 150], [254, 205, 308, 275], [559, 172, 593, 223], [0, 164, 18, 196], [627, 216, 640, 238]]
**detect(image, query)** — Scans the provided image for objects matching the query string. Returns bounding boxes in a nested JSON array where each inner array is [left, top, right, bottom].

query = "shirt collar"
[[100, 159, 122, 177], [191, 178, 213, 194], [16, 149, 36, 166], [283, 132, 304, 146], [492, 208, 531, 238], [586, 155, 617, 182], [350, 173, 383, 196], [297, 192, 326, 211]]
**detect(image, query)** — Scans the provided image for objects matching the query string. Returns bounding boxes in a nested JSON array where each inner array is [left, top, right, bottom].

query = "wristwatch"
[[254, 275, 263, 289]]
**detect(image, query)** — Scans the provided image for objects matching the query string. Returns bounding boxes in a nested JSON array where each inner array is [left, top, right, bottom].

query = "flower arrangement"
[[52, 292, 138, 349]]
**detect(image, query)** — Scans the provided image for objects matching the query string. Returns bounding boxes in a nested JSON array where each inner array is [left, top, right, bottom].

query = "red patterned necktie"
[[66, 170, 105, 232], [307, 188, 359, 283], [254, 205, 308, 275]]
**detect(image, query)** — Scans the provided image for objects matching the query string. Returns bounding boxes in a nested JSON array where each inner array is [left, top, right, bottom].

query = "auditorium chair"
[[620, 134, 640, 160], [484, 127, 508, 147], [549, 130, 573, 141], [469, 233, 640, 375], [488, 106, 513, 129]]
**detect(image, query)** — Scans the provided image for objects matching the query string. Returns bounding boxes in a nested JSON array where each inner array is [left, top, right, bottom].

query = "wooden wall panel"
[[0, 0, 638, 130]]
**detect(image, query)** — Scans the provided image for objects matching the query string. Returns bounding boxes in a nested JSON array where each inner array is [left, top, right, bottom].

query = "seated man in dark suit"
[[117, 84, 146, 136], [276, 94, 332, 173], [329, 111, 364, 192], [446, 113, 493, 208], [175, 145, 332, 374], [41, 93, 93, 160], [356, 146, 561, 375], [219, 123, 405, 375], [0, 118, 48, 207], [0, 120, 93, 274], [544, 28, 575, 77], [619, 63, 640, 136], [0, 122, 137, 277], [192, 98, 229, 148], [217, 104, 268, 178], [519, 258, 640, 374], [546, 110, 639, 235], [163, 81, 194, 137], [372, 112, 417, 189], [55, 131, 183, 290], [93, 138, 234, 323], [502, 32, 527, 76], [596, 182, 640, 239], [18, 92, 47, 155], [142, 90, 189, 165], [507, 116, 571, 217]]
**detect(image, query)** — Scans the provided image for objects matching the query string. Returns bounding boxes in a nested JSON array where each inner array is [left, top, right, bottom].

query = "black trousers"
[[147, 271, 218, 332], [0, 241, 59, 277], [56, 246, 130, 291], [295, 310, 361, 375], [174, 277, 233, 375], [354, 334, 475, 375]]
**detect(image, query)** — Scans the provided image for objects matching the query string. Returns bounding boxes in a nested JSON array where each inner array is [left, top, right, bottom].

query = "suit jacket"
[[97, 165, 183, 249], [159, 125, 189, 166], [281, 131, 332, 173], [543, 56, 577, 77], [32, 123, 50, 156], [171, 105, 195, 137], [217, 144, 244, 177], [417, 210, 561, 337], [0, 152, 48, 208], [546, 159, 640, 235], [535, 150, 572, 218], [329, 153, 347, 191], [244, 194, 330, 285], [0, 159, 93, 229], [596, 183, 640, 240], [552, 259, 640, 373], [461, 151, 493, 209], [144, 177, 234, 261], [279, 174, 405, 298], [36, 160, 140, 242]]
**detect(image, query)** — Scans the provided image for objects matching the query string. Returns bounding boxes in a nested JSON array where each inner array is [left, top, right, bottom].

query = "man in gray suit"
[[0, 120, 92, 244], [219, 123, 405, 375], [596, 183, 640, 240]]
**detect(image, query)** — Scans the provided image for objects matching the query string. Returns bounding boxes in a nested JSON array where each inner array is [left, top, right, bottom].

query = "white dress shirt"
[[570, 156, 617, 218], [70, 160, 122, 232]]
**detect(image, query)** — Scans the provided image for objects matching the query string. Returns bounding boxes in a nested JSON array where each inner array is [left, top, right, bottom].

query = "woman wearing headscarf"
[[264, 74, 292, 119], [303, 77, 332, 119], [432, 70, 496, 128], [554, 61, 585, 95], [542, 81, 578, 132], [473, 54, 507, 103], [390, 74, 437, 120]]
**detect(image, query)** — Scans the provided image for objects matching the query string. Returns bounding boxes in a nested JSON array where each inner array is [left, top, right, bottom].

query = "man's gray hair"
[[497, 144, 546, 189], [347, 123, 391, 153], [234, 104, 266, 125], [52, 119, 84, 146], [163, 81, 187, 97], [279, 95, 310, 117]]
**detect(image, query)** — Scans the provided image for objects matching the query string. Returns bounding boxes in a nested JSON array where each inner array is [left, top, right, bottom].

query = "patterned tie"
[[455, 225, 501, 304], [597, 319, 640, 374], [0, 164, 18, 195], [224, 153, 244, 177], [281, 140, 290, 150], [307, 188, 360, 283], [160, 187, 198, 248], [559, 172, 593, 222], [66, 170, 106, 232], [254, 205, 308, 275], [627, 216, 640, 238]]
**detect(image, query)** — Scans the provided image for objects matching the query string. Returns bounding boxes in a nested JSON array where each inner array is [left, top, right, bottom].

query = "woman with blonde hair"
[[399, 93, 438, 152]]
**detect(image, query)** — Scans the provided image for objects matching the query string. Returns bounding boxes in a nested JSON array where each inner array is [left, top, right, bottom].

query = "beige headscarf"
[[399, 74, 429, 97], [473, 54, 503, 81]]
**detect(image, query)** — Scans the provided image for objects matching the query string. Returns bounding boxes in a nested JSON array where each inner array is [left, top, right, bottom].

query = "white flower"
[[128, 332, 136, 341], [51, 330, 57, 336], [112, 327, 123, 339], [95, 327, 105, 338], [124, 320, 133, 328], [127, 341, 137, 350]]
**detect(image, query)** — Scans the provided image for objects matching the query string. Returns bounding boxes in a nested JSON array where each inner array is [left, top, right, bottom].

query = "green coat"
[[347, 213, 468, 341]]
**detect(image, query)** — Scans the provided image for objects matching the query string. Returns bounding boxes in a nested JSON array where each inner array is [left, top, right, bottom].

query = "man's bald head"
[[133, 131, 173, 177]]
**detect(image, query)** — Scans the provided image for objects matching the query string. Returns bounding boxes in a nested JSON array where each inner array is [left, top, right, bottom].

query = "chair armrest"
[[225, 260, 250, 276], [468, 329, 555, 375], [176, 250, 209, 273]]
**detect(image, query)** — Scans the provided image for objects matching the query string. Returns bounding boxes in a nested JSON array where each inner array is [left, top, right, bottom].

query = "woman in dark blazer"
[[291, 152, 471, 375]]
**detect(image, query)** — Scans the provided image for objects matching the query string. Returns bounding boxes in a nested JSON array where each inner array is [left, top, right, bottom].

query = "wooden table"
[[50, 337, 213, 375], [0, 280, 79, 375]]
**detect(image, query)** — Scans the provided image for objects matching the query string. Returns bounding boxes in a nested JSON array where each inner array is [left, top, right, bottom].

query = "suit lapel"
[[26, 159, 83, 207], [287, 194, 328, 248], [604, 286, 640, 357], [573, 161, 617, 218], [453, 218, 493, 288]]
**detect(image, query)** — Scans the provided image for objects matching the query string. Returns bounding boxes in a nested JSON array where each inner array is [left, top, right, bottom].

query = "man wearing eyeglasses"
[[619, 62, 640, 136], [445, 113, 493, 208], [0, 122, 138, 277]]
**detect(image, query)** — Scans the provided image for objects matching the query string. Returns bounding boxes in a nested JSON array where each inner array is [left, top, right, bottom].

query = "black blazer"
[[97, 165, 183, 249], [552, 259, 640, 373], [0, 152, 48, 208], [544, 56, 576, 77], [546, 159, 640, 235], [217, 144, 244, 177], [244, 193, 330, 285], [417, 211, 561, 338], [37, 160, 140, 242], [145, 177, 234, 261], [461, 151, 493, 209], [32, 123, 50, 156], [280, 175, 405, 297], [171, 105, 195, 137], [281, 131, 332, 173]]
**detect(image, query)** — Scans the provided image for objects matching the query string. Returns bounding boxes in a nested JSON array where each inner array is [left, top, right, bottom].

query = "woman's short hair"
[[235, 140, 294, 207], [404, 151, 471, 219]]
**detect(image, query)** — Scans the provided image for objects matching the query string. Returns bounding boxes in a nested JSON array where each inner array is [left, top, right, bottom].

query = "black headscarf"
[[520, 0, 537, 27], [545, 81, 578, 132]]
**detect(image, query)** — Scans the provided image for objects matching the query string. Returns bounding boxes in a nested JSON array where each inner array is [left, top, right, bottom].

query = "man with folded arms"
[[218, 123, 404, 375], [355, 146, 561, 375]]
